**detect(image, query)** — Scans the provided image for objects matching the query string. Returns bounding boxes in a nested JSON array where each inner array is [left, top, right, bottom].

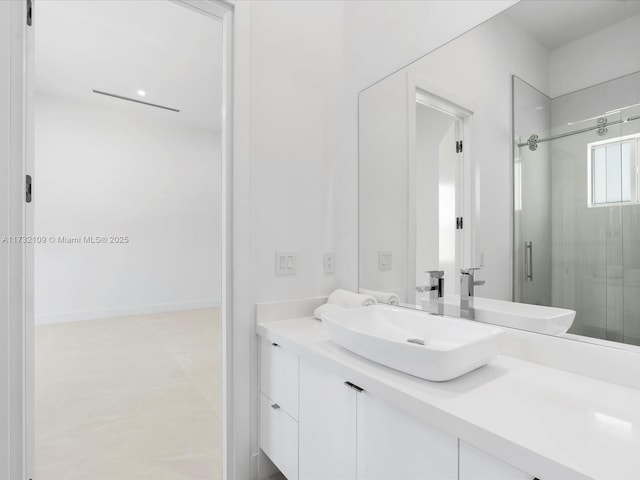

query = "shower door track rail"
[[517, 114, 640, 151]]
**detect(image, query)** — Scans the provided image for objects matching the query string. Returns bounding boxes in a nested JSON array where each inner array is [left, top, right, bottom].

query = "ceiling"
[[35, 0, 223, 131], [505, 0, 640, 49]]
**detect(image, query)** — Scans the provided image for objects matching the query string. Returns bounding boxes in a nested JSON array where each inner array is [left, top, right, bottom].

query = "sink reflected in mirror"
[[422, 296, 575, 336]]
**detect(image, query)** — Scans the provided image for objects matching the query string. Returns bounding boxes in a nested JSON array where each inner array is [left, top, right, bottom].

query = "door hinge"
[[26, 175, 32, 203], [26, 0, 33, 26], [456, 217, 463, 230], [344, 381, 364, 393], [455, 140, 463, 153]]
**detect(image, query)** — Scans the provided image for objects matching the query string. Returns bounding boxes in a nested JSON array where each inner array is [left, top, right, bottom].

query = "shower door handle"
[[525, 241, 533, 282]]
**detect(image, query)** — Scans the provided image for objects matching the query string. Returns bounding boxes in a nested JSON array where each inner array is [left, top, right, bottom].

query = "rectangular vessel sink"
[[431, 296, 575, 336], [321, 305, 504, 382]]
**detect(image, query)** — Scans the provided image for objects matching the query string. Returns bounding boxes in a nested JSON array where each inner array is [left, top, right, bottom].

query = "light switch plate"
[[378, 251, 392, 271], [275, 252, 296, 275], [323, 252, 336, 274]]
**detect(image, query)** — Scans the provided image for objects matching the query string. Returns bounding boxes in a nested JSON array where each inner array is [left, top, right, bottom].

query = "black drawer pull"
[[344, 381, 364, 393], [270, 403, 280, 410], [271, 342, 280, 348]]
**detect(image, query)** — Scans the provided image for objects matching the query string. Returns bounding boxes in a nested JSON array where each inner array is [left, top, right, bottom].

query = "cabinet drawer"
[[261, 337, 299, 419], [260, 392, 299, 480]]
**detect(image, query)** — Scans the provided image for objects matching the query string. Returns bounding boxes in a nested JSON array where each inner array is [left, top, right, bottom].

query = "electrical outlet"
[[378, 251, 392, 271], [275, 252, 296, 275], [324, 252, 336, 274]]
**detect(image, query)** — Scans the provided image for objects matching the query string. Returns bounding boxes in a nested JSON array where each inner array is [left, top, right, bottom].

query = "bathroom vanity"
[[257, 1, 640, 478], [257, 309, 640, 480]]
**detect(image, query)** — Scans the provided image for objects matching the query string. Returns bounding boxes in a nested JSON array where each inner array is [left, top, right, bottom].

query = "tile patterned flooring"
[[35, 308, 222, 479]]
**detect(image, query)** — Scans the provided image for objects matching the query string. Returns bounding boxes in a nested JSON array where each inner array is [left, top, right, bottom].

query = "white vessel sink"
[[425, 295, 575, 336], [321, 305, 504, 382]]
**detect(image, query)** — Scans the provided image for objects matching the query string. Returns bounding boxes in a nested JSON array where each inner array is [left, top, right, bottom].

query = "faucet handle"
[[460, 267, 481, 275], [426, 270, 444, 278]]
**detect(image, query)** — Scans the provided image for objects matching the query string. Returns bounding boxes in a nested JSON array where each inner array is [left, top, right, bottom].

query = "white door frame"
[[406, 73, 475, 303], [9, 1, 238, 478]]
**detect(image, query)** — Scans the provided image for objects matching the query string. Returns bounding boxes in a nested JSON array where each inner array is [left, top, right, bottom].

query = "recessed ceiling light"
[[137, 90, 146, 97]]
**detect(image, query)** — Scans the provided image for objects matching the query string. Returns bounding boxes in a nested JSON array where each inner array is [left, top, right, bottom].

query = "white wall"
[[358, 72, 409, 301], [249, 0, 344, 303], [551, 71, 640, 129], [34, 93, 221, 323], [549, 13, 640, 98]]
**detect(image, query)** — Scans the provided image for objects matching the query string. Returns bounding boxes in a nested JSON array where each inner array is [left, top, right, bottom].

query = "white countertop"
[[257, 316, 640, 480]]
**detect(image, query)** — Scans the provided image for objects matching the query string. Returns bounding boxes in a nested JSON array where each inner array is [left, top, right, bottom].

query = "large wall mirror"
[[359, 0, 640, 348]]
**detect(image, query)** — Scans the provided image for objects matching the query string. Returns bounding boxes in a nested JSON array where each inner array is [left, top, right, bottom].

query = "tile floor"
[[35, 308, 222, 480]]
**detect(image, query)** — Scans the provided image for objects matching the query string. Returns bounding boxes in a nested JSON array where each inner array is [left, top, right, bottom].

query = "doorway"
[[28, 1, 229, 478], [410, 89, 472, 305]]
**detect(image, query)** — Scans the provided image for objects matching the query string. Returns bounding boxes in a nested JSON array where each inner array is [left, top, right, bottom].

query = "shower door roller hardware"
[[25, 175, 32, 203], [26, 0, 33, 26], [525, 241, 533, 281], [456, 140, 463, 153], [344, 381, 364, 393]]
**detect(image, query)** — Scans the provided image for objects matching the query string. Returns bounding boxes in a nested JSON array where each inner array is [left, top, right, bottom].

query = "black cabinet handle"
[[344, 381, 364, 393]]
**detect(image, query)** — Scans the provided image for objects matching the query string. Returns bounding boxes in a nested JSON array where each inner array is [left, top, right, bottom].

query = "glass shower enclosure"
[[514, 75, 640, 346]]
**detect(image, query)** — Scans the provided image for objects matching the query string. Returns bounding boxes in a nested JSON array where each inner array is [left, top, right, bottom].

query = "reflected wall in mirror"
[[359, 0, 640, 348], [359, 82, 472, 306]]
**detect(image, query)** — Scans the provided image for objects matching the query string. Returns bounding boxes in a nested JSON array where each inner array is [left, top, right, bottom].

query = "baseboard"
[[34, 299, 221, 325]]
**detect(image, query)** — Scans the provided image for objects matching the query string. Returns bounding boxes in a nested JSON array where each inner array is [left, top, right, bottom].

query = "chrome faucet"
[[416, 270, 445, 315], [460, 268, 485, 320]]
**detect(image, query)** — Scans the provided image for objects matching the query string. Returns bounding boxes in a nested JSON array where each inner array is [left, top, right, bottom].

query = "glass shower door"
[[514, 75, 640, 346], [513, 77, 552, 307]]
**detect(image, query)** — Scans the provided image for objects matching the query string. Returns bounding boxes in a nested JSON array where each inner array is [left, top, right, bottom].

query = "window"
[[588, 134, 639, 207]]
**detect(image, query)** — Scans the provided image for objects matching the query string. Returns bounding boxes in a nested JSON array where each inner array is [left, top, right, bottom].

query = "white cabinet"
[[259, 335, 538, 480], [260, 337, 299, 419], [260, 393, 299, 480], [299, 358, 357, 480], [459, 442, 537, 480], [260, 338, 300, 479], [357, 392, 458, 480], [298, 357, 458, 480]]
